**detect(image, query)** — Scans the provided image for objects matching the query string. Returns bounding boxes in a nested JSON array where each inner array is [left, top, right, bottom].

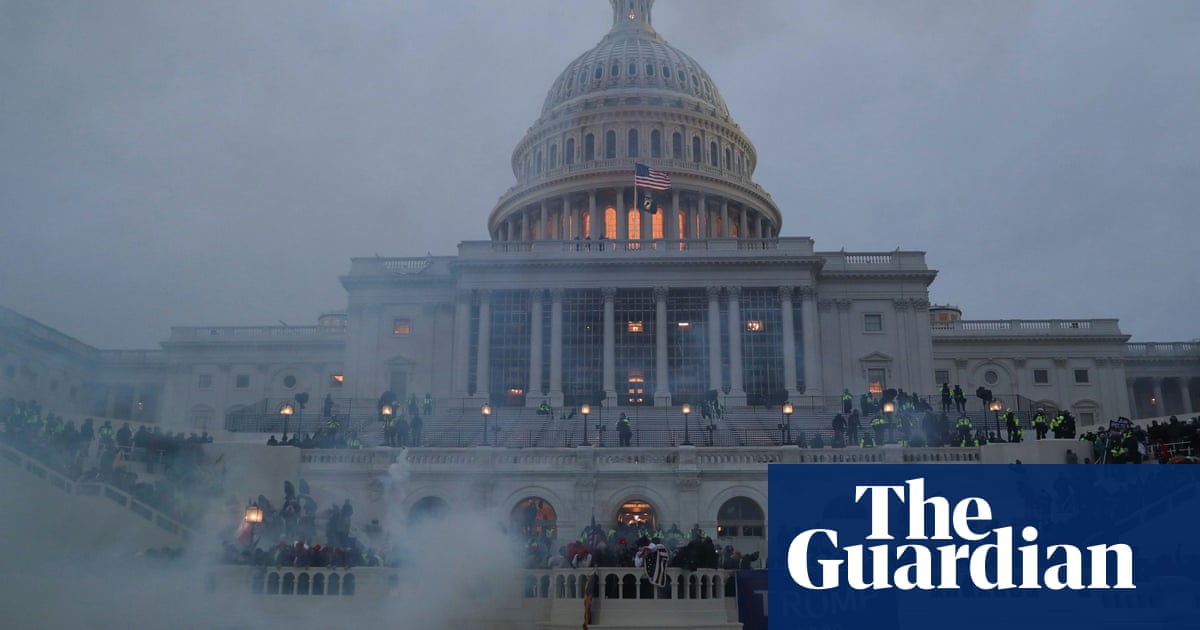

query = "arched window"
[[312, 573, 325, 596], [580, 70, 588, 85], [725, 148, 732, 170], [628, 209, 641, 240], [615, 500, 658, 529], [566, 138, 575, 165], [510, 498, 558, 536], [672, 132, 683, 159], [678, 210, 687, 240], [652, 209, 664, 240], [650, 130, 662, 158], [584, 134, 595, 161], [646, 63, 654, 76], [595, 67, 603, 80], [611, 63, 620, 77], [628, 63, 637, 76], [550, 144, 558, 169], [663, 66, 671, 79], [408, 496, 450, 526], [710, 142, 719, 167], [328, 573, 341, 596], [717, 497, 765, 538], [605, 130, 617, 159], [342, 574, 356, 596], [692, 137, 702, 163], [297, 573, 310, 595], [536, 151, 543, 174], [582, 210, 591, 238], [627, 129, 639, 157], [282, 573, 295, 595], [604, 207, 617, 239]]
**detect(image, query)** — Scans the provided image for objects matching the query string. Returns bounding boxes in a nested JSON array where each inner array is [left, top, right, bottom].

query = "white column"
[[1153, 379, 1165, 416], [654, 286, 671, 406], [602, 287, 617, 406], [720, 199, 730, 237], [1181, 378, 1193, 414], [528, 289, 544, 401], [474, 290, 491, 399], [739, 208, 749, 240], [452, 290, 471, 395], [1127, 379, 1138, 417], [800, 287, 823, 396], [726, 286, 746, 402], [562, 195, 571, 239], [587, 192, 597, 239], [616, 190, 626, 243], [668, 190, 680, 242], [707, 286, 722, 392], [780, 286, 799, 400], [837, 300, 854, 391], [539, 203, 548, 240], [698, 195, 708, 238], [549, 288, 564, 407]]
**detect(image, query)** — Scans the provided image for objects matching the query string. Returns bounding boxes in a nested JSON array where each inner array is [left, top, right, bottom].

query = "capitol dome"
[[488, 0, 781, 245]]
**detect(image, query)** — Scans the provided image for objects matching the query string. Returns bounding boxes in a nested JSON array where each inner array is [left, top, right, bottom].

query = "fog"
[[1, 0, 1197, 347]]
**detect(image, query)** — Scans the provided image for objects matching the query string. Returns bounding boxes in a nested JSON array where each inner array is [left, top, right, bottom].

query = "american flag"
[[634, 163, 671, 191], [643, 545, 670, 588]]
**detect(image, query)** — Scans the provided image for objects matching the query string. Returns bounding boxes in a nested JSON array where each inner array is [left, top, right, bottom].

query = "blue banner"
[[768, 464, 1200, 629], [735, 570, 768, 630]]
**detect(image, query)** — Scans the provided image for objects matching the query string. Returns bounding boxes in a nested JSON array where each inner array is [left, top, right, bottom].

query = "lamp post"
[[883, 401, 895, 444], [243, 502, 263, 550], [380, 404, 394, 447], [989, 400, 1003, 440], [579, 404, 591, 447], [279, 402, 295, 443], [481, 403, 492, 446], [781, 402, 794, 445], [681, 403, 693, 446]]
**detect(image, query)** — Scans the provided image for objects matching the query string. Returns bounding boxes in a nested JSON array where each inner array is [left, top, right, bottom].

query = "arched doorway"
[[614, 499, 658, 534], [510, 497, 558, 537], [716, 496, 765, 563], [408, 496, 449, 526]]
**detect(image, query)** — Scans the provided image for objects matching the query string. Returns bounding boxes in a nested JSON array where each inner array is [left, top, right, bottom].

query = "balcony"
[[931, 319, 1125, 338]]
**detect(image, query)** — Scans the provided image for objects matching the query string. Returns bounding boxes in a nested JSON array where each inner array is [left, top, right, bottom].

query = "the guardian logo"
[[787, 478, 1135, 591]]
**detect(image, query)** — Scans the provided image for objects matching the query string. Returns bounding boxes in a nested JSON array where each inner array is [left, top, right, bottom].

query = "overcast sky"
[[1, 0, 1197, 349]]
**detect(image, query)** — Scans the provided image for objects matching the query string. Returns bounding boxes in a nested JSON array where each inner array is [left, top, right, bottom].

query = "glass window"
[[646, 63, 654, 76], [668, 289, 709, 401], [1034, 369, 1049, 384], [692, 137, 702, 163], [627, 129, 638, 157], [725, 148, 732, 170], [535, 151, 542, 173], [616, 289, 655, 406], [672, 132, 683, 158], [1074, 369, 1090, 384], [611, 64, 620, 77], [198, 374, 212, 389], [864, 314, 883, 332], [393, 318, 412, 335], [595, 67, 603, 80], [488, 290, 532, 406], [628, 63, 637, 76], [605, 130, 616, 159], [580, 70, 588, 85], [663, 66, 671, 78], [984, 370, 999, 385], [584, 134, 595, 161], [566, 138, 575, 165], [282, 374, 297, 389], [934, 370, 950, 385], [236, 374, 250, 388], [562, 290, 604, 407], [549, 144, 558, 169], [740, 288, 784, 405], [650, 130, 662, 158], [710, 141, 719, 167]]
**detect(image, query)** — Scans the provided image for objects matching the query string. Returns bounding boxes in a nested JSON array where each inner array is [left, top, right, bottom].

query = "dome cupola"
[[489, 0, 781, 245]]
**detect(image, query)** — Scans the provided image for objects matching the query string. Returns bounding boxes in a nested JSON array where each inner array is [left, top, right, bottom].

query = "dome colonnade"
[[488, 0, 782, 247]]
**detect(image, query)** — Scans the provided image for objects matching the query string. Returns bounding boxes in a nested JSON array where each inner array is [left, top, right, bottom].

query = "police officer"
[[939, 383, 952, 414], [841, 389, 853, 414], [1032, 409, 1048, 440], [617, 413, 633, 447], [956, 415, 973, 446]]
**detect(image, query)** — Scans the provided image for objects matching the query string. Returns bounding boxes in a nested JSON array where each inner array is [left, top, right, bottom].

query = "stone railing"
[[931, 319, 1123, 336], [95, 349, 166, 364], [0, 442, 192, 538], [169, 325, 344, 340], [1126, 342, 1199, 356], [819, 250, 930, 272], [456, 236, 817, 258]]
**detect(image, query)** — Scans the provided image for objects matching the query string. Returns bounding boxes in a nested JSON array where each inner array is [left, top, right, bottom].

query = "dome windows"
[[611, 64, 620, 77], [580, 71, 588, 85], [663, 66, 671, 79], [692, 136, 702, 163], [549, 144, 558, 169], [595, 67, 603, 80], [710, 142, 719, 167], [672, 132, 683, 159], [627, 129, 639, 157], [584, 134, 595, 161], [628, 63, 637, 77], [605, 130, 617, 159], [646, 64, 654, 77], [650, 130, 662, 158], [566, 138, 575, 165]]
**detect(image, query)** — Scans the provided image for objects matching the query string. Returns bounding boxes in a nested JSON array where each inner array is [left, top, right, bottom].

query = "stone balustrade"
[[169, 325, 344, 340], [931, 318, 1123, 336]]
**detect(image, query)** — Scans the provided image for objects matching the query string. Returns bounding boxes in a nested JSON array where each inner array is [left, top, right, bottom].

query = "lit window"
[[509, 387, 525, 396], [236, 374, 250, 388], [393, 318, 412, 335], [677, 322, 691, 329], [864, 314, 883, 332], [1074, 369, 1090, 384], [626, 321, 645, 333], [867, 368, 886, 395], [198, 374, 213, 389], [745, 320, 764, 332], [330, 374, 345, 387]]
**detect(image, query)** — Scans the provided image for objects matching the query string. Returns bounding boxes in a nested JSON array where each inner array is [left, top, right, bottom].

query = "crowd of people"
[[0, 397, 222, 525]]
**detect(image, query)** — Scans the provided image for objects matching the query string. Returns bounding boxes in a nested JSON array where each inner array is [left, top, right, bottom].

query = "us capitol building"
[[1, 2, 1197, 627]]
